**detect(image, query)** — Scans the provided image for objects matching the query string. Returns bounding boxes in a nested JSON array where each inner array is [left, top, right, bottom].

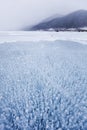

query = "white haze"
[[0, 0, 87, 30]]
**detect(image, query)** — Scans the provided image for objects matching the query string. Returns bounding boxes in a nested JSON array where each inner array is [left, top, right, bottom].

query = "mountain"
[[42, 14, 63, 22], [29, 10, 87, 31]]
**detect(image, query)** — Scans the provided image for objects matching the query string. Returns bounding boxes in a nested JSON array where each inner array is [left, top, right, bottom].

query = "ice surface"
[[0, 32, 87, 130], [0, 31, 87, 44]]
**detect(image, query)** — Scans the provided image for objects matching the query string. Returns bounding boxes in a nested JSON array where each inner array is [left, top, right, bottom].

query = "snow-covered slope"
[[0, 32, 87, 130]]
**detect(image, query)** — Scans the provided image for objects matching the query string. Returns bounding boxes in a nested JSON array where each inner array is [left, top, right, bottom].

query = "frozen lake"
[[0, 31, 87, 130], [0, 31, 87, 44]]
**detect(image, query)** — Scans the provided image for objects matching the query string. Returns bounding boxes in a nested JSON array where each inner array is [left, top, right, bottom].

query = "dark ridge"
[[26, 10, 87, 31]]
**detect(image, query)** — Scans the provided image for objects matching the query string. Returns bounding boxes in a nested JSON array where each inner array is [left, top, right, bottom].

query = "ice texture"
[[0, 39, 87, 130]]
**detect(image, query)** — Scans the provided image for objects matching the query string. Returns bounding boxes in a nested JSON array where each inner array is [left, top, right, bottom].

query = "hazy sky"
[[0, 0, 87, 30]]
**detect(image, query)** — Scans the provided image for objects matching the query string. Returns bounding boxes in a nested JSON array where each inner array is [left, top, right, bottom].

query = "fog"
[[0, 0, 87, 30]]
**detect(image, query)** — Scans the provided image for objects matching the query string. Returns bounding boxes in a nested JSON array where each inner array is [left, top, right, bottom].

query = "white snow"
[[0, 31, 87, 130], [0, 31, 87, 44]]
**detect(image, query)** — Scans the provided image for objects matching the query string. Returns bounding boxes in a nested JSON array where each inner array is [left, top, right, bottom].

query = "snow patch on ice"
[[0, 31, 87, 45]]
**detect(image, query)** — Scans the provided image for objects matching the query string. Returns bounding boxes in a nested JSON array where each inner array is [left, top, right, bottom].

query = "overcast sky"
[[0, 0, 87, 30]]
